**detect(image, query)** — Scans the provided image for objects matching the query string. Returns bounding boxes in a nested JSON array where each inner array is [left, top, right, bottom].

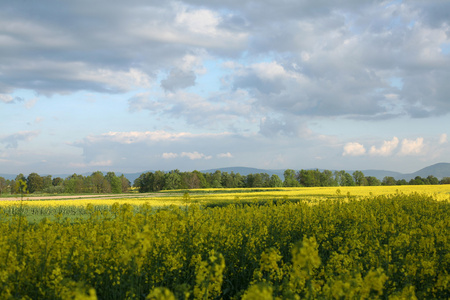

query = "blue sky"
[[1, 0, 449, 175]]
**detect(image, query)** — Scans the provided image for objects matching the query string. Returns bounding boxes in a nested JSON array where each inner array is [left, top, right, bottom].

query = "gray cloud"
[[0, 95, 24, 104], [161, 68, 196, 92], [1, 0, 449, 119], [259, 116, 312, 138], [128, 90, 256, 130], [0, 131, 39, 149]]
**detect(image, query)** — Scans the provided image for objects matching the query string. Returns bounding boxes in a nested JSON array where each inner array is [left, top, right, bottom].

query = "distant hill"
[[1, 163, 449, 182], [0, 174, 16, 181], [405, 162, 450, 180], [202, 163, 450, 181]]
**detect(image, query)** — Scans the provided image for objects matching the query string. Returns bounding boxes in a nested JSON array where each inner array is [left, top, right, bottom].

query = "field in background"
[[1, 185, 449, 222]]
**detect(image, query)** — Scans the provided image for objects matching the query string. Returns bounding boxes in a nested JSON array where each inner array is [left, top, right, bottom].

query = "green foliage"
[[0, 193, 448, 299]]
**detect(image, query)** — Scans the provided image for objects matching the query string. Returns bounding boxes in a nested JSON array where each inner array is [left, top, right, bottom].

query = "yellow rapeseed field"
[[1, 185, 449, 210], [0, 190, 449, 299]]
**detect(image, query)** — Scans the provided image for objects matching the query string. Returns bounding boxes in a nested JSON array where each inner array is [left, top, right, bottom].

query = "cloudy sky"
[[1, 0, 449, 175]]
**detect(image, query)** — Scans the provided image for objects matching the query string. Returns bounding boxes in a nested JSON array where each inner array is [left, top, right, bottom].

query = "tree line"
[[0, 171, 130, 195], [133, 169, 450, 192], [0, 169, 449, 195]]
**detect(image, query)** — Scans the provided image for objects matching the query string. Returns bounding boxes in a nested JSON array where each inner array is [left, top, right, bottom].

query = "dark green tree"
[[152, 171, 166, 191], [210, 170, 223, 188], [91, 171, 106, 193], [409, 176, 425, 185], [182, 171, 201, 189], [365, 176, 381, 186], [134, 172, 153, 193], [42, 175, 53, 190], [64, 174, 85, 193], [283, 169, 300, 187], [27, 172, 44, 193], [426, 175, 439, 185], [120, 174, 131, 192], [441, 177, 450, 184], [396, 179, 408, 185], [269, 174, 283, 187], [164, 171, 181, 190], [221, 172, 233, 188], [382, 176, 397, 186], [298, 169, 321, 187], [335, 171, 355, 186], [0, 176, 6, 195], [52, 177, 63, 186], [320, 170, 337, 186], [352, 171, 367, 186]]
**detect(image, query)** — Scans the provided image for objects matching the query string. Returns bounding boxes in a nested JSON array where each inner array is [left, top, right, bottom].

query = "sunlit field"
[[1, 185, 449, 220], [1, 185, 449, 299]]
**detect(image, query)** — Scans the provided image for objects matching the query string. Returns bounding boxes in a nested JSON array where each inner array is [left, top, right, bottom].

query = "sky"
[[1, 0, 449, 175]]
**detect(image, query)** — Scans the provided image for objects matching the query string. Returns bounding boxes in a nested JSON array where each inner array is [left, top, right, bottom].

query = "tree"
[[426, 175, 439, 185], [342, 172, 355, 186], [15, 178, 28, 199], [120, 174, 131, 192], [164, 171, 181, 190], [298, 169, 321, 187], [193, 170, 208, 188], [104, 172, 117, 185], [320, 170, 337, 186], [152, 171, 165, 191], [335, 171, 355, 186], [42, 175, 53, 190], [232, 172, 245, 188], [246, 173, 265, 187], [409, 176, 424, 185], [334, 171, 345, 186], [0, 176, 6, 195], [283, 169, 300, 187], [134, 172, 153, 193], [352, 171, 367, 186], [396, 179, 408, 185], [382, 176, 397, 186], [441, 177, 450, 184], [13, 174, 26, 194], [105, 172, 120, 193], [64, 174, 85, 193], [221, 172, 233, 188], [91, 171, 106, 193], [52, 177, 63, 186], [365, 176, 381, 186], [27, 172, 44, 193], [182, 171, 201, 189], [110, 176, 122, 193], [269, 174, 283, 187], [209, 170, 222, 188]]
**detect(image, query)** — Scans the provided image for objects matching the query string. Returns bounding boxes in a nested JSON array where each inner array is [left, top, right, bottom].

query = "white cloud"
[[0, 94, 24, 103], [162, 152, 178, 159], [399, 138, 425, 155], [69, 160, 113, 168], [342, 142, 366, 156], [0, 94, 14, 103], [217, 152, 233, 158], [181, 151, 212, 160], [175, 6, 220, 36], [82, 131, 232, 144], [439, 133, 448, 144], [369, 137, 399, 156], [25, 98, 38, 109]]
